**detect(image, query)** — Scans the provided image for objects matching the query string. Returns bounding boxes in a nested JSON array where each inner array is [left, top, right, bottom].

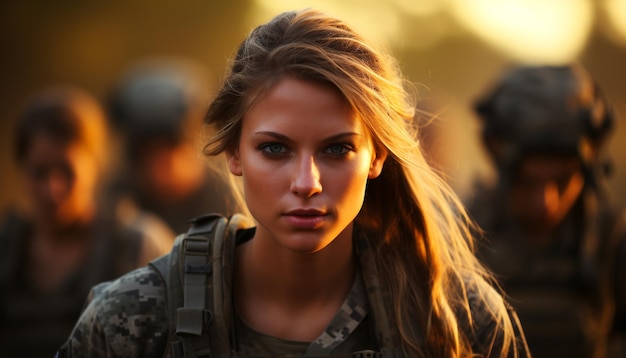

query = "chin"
[[285, 240, 330, 254], [278, 233, 335, 254]]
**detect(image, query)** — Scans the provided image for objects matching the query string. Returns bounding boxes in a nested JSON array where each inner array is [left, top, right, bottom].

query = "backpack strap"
[[149, 213, 254, 358], [149, 234, 183, 357], [151, 215, 404, 358], [150, 213, 225, 358]]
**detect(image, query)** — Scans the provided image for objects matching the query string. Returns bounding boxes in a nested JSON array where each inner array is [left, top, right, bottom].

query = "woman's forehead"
[[240, 76, 369, 136]]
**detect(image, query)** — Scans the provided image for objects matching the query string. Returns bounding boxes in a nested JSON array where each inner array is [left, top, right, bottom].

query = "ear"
[[368, 147, 387, 179], [226, 148, 243, 176]]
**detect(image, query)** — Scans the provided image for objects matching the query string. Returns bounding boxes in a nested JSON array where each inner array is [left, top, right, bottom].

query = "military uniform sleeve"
[[464, 278, 531, 358], [57, 266, 170, 358]]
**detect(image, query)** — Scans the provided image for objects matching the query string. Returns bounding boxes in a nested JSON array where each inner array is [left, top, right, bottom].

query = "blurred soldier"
[[0, 86, 170, 358], [105, 58, 239, 235], [466, 64, 625, 357]]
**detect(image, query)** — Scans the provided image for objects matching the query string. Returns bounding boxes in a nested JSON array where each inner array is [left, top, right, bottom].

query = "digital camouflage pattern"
[[59, 267, 169, 357], [233, 273, 376, 357], [307, 275, 368, 354], [58, 216, 529, 357], [59, 262, 375, 357], [58, 220, 378, 358], [59, 262, 526, 357]]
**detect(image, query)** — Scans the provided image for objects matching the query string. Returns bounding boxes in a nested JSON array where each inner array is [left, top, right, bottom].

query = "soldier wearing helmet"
[[467, 64, 625, 357], [105, 58, 241, 235]]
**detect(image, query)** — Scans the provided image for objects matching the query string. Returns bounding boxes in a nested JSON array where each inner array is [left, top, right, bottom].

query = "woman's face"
[[227, 76, 386, 253], [22, 133, 99, 228]]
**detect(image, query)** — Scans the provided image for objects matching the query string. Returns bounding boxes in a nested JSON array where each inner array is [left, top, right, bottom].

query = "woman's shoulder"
[[465, 274, 504, 310], [89, 265, 168, 307], [459, 274, 530, 357], [60, 265, 170, 357], [452, 274, 502, 334]]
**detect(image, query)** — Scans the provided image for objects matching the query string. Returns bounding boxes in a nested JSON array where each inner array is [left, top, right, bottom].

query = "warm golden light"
[[389, 0, 446, 17], [251, 0, 401, 45], [252, 0, 595, 62], [602, 0, 626, 45], [448, 0, 593, 64]]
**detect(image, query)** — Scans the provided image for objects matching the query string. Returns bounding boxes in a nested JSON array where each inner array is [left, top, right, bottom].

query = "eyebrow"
[[253, 131, 364, 143]]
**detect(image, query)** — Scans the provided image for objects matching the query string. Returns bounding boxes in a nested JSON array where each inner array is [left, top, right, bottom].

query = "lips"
[[283, 208, 327, 229]]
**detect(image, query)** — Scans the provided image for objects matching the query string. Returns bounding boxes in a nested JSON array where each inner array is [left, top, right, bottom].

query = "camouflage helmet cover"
[[474, 64, 614, 165]]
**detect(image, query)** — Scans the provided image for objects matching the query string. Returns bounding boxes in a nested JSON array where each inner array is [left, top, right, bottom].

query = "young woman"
[[59, 9, 529, 357]]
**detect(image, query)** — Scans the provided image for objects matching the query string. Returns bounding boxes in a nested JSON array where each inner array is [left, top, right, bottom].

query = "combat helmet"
[[474, 64, 614, 191], [107, 57, 211, 158]]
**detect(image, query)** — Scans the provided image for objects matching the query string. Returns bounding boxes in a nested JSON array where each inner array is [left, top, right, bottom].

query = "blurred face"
[[227, 76, 386, 253], [507, 154, 584, 234], [22, 133, 98, 229]]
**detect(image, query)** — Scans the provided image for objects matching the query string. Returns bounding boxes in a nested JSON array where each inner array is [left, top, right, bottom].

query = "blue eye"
[[260, 143, 287, 155], [325, 144, 351, 155]]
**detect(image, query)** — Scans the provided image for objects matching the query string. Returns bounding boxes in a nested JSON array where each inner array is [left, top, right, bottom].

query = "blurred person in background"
[[466, 64, 626, 357], [0, 86, 170, 358], [105, 58, 240, 235]]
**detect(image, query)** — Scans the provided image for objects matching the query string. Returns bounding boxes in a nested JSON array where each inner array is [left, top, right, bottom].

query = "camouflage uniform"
[[58, 215, 528, 357]]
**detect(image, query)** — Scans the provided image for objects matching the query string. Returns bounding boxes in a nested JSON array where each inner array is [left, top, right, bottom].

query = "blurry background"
[[1, 0, 625, 212]]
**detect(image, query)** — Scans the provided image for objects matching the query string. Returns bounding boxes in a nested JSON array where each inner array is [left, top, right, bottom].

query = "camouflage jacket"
[[58, 214, 529, 358]]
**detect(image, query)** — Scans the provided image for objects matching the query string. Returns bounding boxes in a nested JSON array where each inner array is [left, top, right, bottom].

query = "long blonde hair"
[[204, 8, 524, 357]]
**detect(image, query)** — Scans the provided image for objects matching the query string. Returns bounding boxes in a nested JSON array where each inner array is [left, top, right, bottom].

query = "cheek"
[[327, 160, 371, 204], [239, 156, 282, 202]]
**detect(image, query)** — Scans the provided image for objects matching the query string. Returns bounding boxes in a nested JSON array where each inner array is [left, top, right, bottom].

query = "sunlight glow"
[[389, 0, 446, 17], [252, 0, 595, 63], [448, 0, 593, 64], [250, 0, 401, 45], [602, 0, 626, 45]]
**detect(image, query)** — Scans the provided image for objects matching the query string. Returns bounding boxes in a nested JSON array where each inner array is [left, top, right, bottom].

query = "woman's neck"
[[241, 225, 356, 294], [234, 227, 357, 341]]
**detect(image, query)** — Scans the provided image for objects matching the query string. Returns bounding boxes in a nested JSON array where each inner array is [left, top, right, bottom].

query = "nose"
[[290, 155, 322, 197]]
